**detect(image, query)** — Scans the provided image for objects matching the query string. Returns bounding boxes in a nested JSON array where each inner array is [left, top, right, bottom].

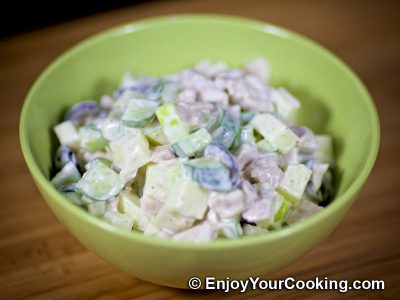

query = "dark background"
[[0, 0, 151, 37]]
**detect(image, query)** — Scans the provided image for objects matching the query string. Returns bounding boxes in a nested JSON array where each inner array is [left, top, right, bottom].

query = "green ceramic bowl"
[[20, 15, 379, 288]]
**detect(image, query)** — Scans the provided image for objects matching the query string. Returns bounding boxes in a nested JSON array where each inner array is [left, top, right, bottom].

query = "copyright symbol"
[[188, 277, 201, 289]]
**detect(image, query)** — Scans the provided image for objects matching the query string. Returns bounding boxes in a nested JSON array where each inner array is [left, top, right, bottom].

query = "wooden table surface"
[[1, 0, 399, 299]]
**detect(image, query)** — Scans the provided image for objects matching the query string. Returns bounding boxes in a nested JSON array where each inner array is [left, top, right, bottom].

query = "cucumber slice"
[[243, 224, 269, 236], [159, 81, 182, 103], [142, 159, 209, 219], [248, 194, 289, 228], [79, 125, 108, 152], [203, 143, 239, 187], [84, 157, 112, 171], [100, 118, 120, 141], [218, 219, 243, 239], [286, 198, 323, 224], [51, 162, 81, 189], [273, 199, 291, 222], [130, 164, 147, 198], [109, 130, 150, 181], [117, 124, 141, 138], [88, 201, 107, 217], [305, 165, 333, 203], [118, 191, 149, 231], [231, 126, 256, 152], [54, 121, 80, 149], [121, 99, 158, 127], [141, 160, 182, 214], [153, 206, 195, 232], [171, 128, 211, 157], [277, 164, 312, 205], [81, 194, 95, 204], [251, 113, 299, 154], [103, 211, 134, 230], [230, 128, 242, 153], [76, 160, 125, 201], [240, 126, 255, 145], [211, 111, 240, 149], [166, 175, 209, 219], [127, 80, 179, 102], [155, 103, 189, 143], [143, 121, 169, 145], [271, 87, 300, 122], [257, 139, 278, 153], [182, 157, 233, 192], [58, 184, 84, 205], [205, 106, 224, 133], [240, 111, 255, 125]]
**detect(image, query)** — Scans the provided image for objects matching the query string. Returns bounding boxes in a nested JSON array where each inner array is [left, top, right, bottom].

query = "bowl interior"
[[21, 15, 379, 237]]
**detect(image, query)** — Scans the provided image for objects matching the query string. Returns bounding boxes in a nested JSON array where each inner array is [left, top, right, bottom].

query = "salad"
[[51, 58, 334, 242]]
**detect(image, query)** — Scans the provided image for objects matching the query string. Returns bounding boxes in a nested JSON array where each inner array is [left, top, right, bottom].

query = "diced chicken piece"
[[215, 69, 245, 80], [240, 180, 259, 206], [226, 104, 241, 119], [195, 60, 228, 77], [141, 195, 164, 216], [286, 199, 323, 224], [244, 74, 267, 92], [245, 58, 270, 82], [284, 147, 299, 166], [242, 190, 277, 223], [150, 145, 176, 163], [236, 144, 258, 170], [208, 189, 245, 219], [258, 188, 278, 201], [310, 163, 330, 192], [215, 71, 273, 112], [206, 208, 220, 225], [245, 156, 283, 188], [179, 69, 215, 92], [200, 88, 229, 105], [173, 221, 218, 242], [177, 102, 217, 130], [178, 88, 197, 103], [289, 126, 318, 152], [178, 102, 215, 115]]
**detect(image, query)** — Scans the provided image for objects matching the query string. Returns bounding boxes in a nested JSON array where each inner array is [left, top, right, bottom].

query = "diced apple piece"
[[54, 121, 80, 148], [278, 164, 312, 205], [250, 113, 299, 153]]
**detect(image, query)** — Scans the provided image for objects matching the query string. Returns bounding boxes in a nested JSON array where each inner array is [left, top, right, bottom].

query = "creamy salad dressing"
[[51, 59, 334, 242]]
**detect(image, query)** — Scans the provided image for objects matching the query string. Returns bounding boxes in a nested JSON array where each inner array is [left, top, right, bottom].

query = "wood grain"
[[1, 0, 399, 299]]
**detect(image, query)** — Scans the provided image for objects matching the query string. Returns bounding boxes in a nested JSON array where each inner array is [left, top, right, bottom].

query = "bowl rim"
[[19, 14, 380, 249]]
